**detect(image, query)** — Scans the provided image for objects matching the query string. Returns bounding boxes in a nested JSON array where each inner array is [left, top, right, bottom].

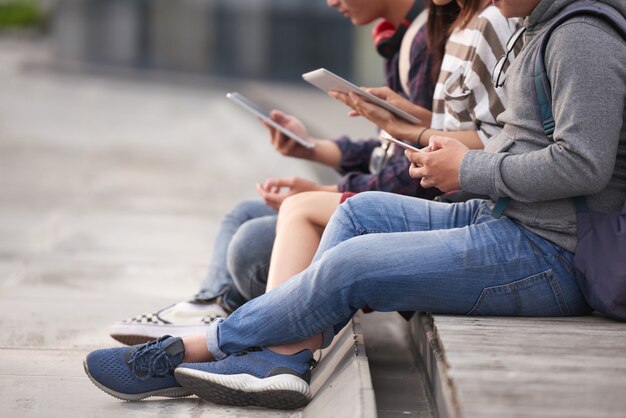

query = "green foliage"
[[0, 1, 41, 28]]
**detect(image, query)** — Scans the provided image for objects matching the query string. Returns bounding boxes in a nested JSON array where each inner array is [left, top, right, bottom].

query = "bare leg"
[[266, 191, 342, 291], [182, 192, 343, 360], [182, 334, 214, 362], [267, 191, 342, 354]]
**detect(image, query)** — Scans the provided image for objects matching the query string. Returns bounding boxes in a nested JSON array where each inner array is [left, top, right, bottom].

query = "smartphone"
[[226, 92, 316, 149], [302, 68, 422, 125], [379, 130, 427, 153]]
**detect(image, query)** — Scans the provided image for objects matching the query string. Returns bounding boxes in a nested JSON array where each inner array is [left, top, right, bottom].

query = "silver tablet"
[[302, 68, 422, 125], [226, 92, 315, 149]]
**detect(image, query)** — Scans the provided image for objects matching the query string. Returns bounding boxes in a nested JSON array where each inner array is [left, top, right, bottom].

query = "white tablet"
[[302, 68, 422, 125], [379, 130, 427, 153], [226, 92, 315, 149]]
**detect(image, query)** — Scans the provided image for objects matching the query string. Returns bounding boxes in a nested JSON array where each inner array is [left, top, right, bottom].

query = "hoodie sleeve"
[[460, 19, 626, 202]]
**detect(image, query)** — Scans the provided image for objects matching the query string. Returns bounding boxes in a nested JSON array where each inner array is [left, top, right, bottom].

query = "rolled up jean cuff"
[[205, 318, 228, 360], [322, 327, 334, 349], [205, 317, 334, 358]]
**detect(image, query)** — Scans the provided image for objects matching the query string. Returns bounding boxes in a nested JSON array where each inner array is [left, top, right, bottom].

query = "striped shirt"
[[430, 6, 520, 144]]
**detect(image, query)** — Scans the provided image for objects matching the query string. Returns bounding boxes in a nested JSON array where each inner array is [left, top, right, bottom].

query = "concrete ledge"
[[305, 316, 377, 418], [410, 313, 626, 418]]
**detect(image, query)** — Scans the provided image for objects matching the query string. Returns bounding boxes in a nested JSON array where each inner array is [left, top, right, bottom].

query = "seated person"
[[109, 0, 446, 344], [84, 0, 625, 410]]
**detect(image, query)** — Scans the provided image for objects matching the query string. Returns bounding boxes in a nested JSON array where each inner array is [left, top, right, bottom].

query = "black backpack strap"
[[492, 5, 626, 219]]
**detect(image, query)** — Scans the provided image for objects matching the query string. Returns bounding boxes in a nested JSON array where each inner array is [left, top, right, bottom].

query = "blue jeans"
[[195, 199, 276, 310], [206, 192, 591, 359]]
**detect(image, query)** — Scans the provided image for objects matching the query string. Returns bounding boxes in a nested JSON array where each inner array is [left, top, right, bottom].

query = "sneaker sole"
[[83, 360, 192, 401], [175, 368, 311, 410], [110, 324, 214, 346]]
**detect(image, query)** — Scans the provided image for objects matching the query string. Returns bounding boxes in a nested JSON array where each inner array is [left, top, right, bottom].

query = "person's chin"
[[492, 1, 514, 18], [351, 17, 367, 26]]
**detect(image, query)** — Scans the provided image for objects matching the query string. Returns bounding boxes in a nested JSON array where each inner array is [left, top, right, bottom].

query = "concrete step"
[[361, 312, 435, 418]]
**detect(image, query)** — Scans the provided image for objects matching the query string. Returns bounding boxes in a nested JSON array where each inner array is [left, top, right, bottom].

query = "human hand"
[[405, 136, 470, 192], [344, 92, 424, 143], [328, 90, 360, 117], [256, 177, 327, 210], [262, 110, 313, 159]]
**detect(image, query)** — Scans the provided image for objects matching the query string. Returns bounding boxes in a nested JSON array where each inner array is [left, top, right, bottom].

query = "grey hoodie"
[[460, 0, 626, 252]]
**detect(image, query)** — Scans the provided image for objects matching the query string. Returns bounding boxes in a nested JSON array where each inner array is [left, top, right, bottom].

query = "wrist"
[[308, 138, 327, 161], [320, 184, 339, 192], [416, 128, 429, 147]]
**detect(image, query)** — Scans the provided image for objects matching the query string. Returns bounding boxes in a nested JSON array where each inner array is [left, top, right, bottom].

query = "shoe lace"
[[127, 338, 175, 380]]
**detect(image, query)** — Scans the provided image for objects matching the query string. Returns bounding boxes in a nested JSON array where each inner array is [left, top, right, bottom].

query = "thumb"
[[266, 177, 294, 190], [270, 110, 287, 124], [428, 135, 449, 151], [364, 86, 388, 100]]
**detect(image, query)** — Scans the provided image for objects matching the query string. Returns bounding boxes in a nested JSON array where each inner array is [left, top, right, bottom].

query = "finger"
[[263, 178, 277, 191], [350, 93, 392, 120], [348, 111, 360, 117], [348, 93, 373, 114], [269, 110, 287, 122], [409, 160, 429, 178], [408, 163, 423, 179], [420, 177, 435, 189], [364, 86, 390, 99], [331, 91, 357, 110], [329, 91, 348, 102], [275, 134, 289, 149], [256, 182, 270, 197], [271, 177, 294, 190], [265, 192, 286, 208], [263, 195, 281, 211], [404, 149, 427, 165], [428, 135, 447, 151]]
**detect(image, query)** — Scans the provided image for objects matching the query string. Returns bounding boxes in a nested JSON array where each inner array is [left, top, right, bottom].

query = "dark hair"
[[425, 0, 461, 83], [453, 0, 485, 31], [425, 0, 486, 83]]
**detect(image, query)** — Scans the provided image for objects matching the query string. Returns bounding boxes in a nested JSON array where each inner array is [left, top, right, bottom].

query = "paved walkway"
[[0, 37, 382, 417]]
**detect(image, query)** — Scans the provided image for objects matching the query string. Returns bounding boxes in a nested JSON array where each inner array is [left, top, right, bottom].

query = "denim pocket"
[[467, 270, 571, 316]]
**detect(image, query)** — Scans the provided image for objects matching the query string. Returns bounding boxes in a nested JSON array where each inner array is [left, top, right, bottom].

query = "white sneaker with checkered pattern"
[[110, 301, 227, 345]]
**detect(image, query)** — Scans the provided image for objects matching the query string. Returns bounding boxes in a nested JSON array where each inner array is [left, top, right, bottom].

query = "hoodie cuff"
[[460, 150, 504, 196]]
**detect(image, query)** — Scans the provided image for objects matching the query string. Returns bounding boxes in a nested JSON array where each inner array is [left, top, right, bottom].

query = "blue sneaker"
[[84, 335, 191, 401], [175, 347, 316, 410]]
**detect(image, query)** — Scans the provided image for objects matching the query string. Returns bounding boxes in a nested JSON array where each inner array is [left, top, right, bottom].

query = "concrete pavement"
[[0, 37, 381, 417]]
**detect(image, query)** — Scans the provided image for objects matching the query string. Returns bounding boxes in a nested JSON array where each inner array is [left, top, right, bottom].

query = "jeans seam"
[[467, 270, 565, 316], [546, 273, 570, 315], [555, 250, 577, 276]]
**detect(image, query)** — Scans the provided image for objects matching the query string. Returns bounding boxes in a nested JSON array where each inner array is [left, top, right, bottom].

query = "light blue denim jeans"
[[195, 199, 276, 310], [206, 192, 591, 359]]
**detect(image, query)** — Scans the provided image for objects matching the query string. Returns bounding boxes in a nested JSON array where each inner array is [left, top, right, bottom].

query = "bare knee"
[[278, 191, 342, 231]]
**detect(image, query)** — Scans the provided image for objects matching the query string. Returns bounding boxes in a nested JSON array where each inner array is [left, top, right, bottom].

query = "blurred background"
[[1, 0, 383, 84], [0, 4, 383, 416]]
